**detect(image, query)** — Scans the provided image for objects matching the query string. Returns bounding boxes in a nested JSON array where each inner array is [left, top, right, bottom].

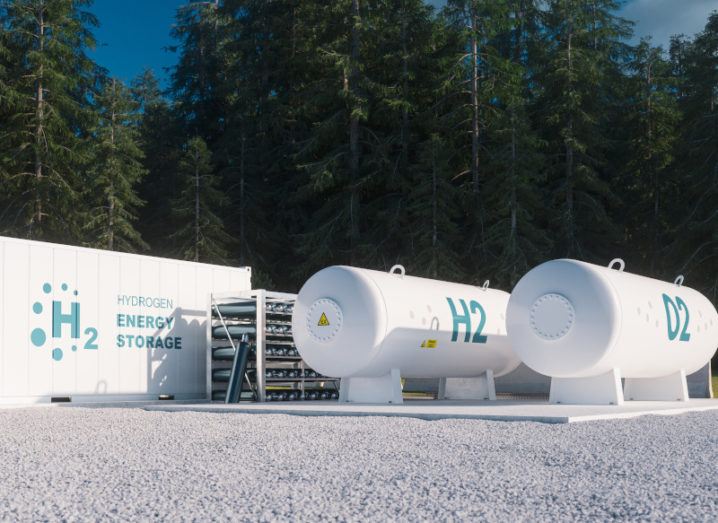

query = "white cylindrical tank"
[[507, 258, 718, 379], [292, 265, 521, 379]]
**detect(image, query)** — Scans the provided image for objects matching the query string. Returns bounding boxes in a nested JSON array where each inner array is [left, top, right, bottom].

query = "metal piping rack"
[[207, 290, 340, 402]]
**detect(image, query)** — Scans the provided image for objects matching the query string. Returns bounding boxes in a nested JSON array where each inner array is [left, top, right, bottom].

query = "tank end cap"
[[307, 298, 343, 342], [530, 293, 575, 341]]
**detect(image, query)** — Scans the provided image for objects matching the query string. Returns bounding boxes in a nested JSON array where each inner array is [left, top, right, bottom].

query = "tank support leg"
[[338, 368, 403, 404], [549, 368, 624, 405], [438, 370, 496, 401], [624, 369, 689, 401]]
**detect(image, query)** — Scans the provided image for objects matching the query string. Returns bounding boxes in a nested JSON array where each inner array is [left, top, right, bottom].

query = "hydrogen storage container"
[[292, 265, 521, 403], [506, 258, 718, 404], [0, 235, 251, 404]]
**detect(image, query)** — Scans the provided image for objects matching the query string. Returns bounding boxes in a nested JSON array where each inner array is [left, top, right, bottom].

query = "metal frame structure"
[[207, 289, 339, 402], [211, 304, 256, 401]]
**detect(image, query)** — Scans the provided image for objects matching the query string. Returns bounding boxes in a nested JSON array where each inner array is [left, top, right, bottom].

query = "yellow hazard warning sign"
[[317, 312, 330, 326], [420, 339, 437, 349]]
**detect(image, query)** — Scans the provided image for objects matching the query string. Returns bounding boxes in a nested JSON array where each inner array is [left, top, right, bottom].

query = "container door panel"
[[50, 247, 79, 394], [75, 250, 101, 394], [27, 244, 53, 396], [118, 256, 142, 393], [2, 242, 31, 398], [98, 254, 121, 394]]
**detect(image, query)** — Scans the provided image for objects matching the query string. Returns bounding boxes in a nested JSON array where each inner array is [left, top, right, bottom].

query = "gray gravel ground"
[[0, 407, 716, 522]]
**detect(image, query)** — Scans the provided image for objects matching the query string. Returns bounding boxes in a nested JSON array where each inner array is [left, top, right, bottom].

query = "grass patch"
[[712, 376, 718, 398]]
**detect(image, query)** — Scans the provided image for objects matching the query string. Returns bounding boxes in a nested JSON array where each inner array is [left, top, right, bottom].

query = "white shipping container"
[[0, 235, 251, 404]]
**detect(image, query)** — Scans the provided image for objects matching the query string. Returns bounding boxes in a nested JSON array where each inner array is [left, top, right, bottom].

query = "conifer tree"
[[216, 0, 295, 274], [3, 0, 713, 296], [170, 0, 228, 145], [85, 77, 148, 252], [0, 0, 98, 240], [444, 0, 496, 262], [172, 137, 232, 263], [534, 0, 631, 260], [400, 10, 466, 280], [132, 70, 183, 256], [359, 0, 442, 269], [0, 8, 11, 217], [288, 1, 373, 274], [671, 13, 718, 299], [407, 132, 464, 280], [478, 1, 550, 287], [621, 39, 679, 275]]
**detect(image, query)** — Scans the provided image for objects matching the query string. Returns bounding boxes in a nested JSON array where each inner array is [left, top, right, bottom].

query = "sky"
[[90, 0, 185, 86], [88, 0, 717, 88], [621, 0, 717, 48]]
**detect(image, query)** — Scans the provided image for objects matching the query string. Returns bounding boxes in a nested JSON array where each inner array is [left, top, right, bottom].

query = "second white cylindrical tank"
[[292, 265, 521, 379], [506, 258, 718, 379]]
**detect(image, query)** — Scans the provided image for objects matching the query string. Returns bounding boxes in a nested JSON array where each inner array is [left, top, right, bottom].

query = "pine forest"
[[0, 0, 717, 305]]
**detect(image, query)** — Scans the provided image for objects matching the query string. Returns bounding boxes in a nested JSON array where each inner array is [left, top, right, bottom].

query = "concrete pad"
[[0, 399, 202, 411], [139, 398, 718, 424]]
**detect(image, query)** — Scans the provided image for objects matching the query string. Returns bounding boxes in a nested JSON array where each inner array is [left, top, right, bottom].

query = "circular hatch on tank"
[[306, 298, 343, 343], [530, 293, 575, 340]]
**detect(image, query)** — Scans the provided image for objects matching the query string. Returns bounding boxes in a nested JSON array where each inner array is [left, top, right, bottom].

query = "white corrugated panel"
[[0, 236, 251, 404]]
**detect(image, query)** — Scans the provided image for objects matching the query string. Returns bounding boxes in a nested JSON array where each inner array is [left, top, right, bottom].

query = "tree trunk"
[[470, 9, 480, 199], [400, 1, 409, 176], [195, 150, 200, 263], [291, 4, 297, 58], [239, 131, 246, 265], [509, 4, 523, 282], [469, 5, 485, 254], [565, 24, 575, 254], [33, 3, 46, 233], [510, 111, 518, 258], [108, 79, 117, 251], [108, 184, 115, 251], [646, 60, 658, 272], [348, 0, 361, 262], [431, 139, 438, 279], [591, 0, 598, 50]]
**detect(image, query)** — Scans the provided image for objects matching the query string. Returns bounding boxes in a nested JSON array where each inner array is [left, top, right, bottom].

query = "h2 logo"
[[446, 297, 487, 344], [662, 293, 690, 342], [30, 282, 99, 361]]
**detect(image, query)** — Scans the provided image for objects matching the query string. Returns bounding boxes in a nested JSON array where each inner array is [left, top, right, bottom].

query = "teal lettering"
[[663, 294, 691, 342], [663, 294, 680, 340], [676, 297, 691, 342], [446, 297, 472, 342], [470, 300, 488, 344], [52, 301, 80, 339], [84, 327, 98, 350]]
